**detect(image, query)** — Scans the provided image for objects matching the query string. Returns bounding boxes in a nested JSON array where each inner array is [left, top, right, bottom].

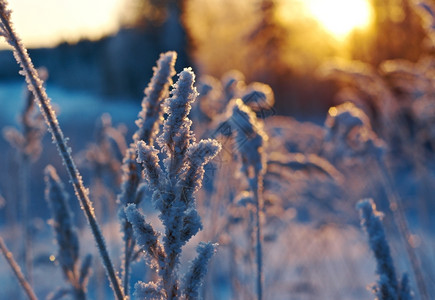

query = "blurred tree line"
[[182, 0, 435, 116], [0, 0, 191, 100], [349, 0, 430, 66], [0, 0, 432, 116]]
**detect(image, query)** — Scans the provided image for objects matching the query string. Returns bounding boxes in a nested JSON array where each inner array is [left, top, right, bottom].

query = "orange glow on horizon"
[[0, 0, 124, 49]]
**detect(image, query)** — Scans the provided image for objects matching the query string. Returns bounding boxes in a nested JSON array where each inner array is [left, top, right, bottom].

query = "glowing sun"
[[306, 0, 372, 40]]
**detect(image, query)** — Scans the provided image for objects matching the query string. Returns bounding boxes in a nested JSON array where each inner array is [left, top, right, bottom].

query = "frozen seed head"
[[325, 102, 385, 157], [325, 102, 370, 134], [228, 99, 267, 176], [241, 82, 274, 116], [125, 204, 165, 268], [186, 139, 221, 170], [357, 199, 398, 300], [180, 208, 202, 244], [195, 75, 224, 119], [134, 51, 177, 144], [176, 139, 221, 211], [44, 165, 80, 279], [125, 205, 158, 246], [183, 242, 217, 300], [222, 70, 245, 102], [159, 67, 198, 149], [2, 70, 46, 161], [136, 141, 162, 189], [183, 139, 221, 191]]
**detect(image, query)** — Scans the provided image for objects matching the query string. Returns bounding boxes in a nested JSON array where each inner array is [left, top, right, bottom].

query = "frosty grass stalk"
[[0, 235, 38, 300], [0, 2, 125, 299], [3, 70, 47, 283], [357, 199, 413, 300], [128, 68, 221, 299], [45, 165, 92, 300], [229, 99, 267, 300], [118, 51, 176, 296], [326, 102, 427, 299]]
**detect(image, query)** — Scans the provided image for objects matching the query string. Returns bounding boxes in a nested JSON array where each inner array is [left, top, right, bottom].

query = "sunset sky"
[[0, 0, 124, 49], [0, 0, 373, 49]]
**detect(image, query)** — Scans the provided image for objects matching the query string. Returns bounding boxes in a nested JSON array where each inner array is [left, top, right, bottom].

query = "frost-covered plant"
[[240, 82, 275, 119], [191, 73, 282, 298], [77, 113, 127, 227], [320, 56, 435, 173], [227, 99, 267, 300], [324, 102, 428, 298], [2, 68, 47, 162], [2, 68, 47, 280], [0, 236, 37, 300], [133, 52, 177, 145], [319, 59, 397, 133], [0, 2, 125, 299], [126, 67, 221, 299], [357, 199, 413, 300], [82, 113, 127, 185], [78, 114, 128, 226], [117, 51, 176, 296], [323, 102, 384, 163], [45, 165, 92, 300], [258, 115, 348, 222], [222, 70, 246, 105], [75, 113, 128, 298]]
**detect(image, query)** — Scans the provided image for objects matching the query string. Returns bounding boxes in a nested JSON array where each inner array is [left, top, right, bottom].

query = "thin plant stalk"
[[123, 236, 134, 295], [0, 4, 125, 300], [19, 154, 32, 281], [0, 236, 38, 300], [250, 173, 263, 300], [374, 157, 429, 300], [228, 99, 266, 300]]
